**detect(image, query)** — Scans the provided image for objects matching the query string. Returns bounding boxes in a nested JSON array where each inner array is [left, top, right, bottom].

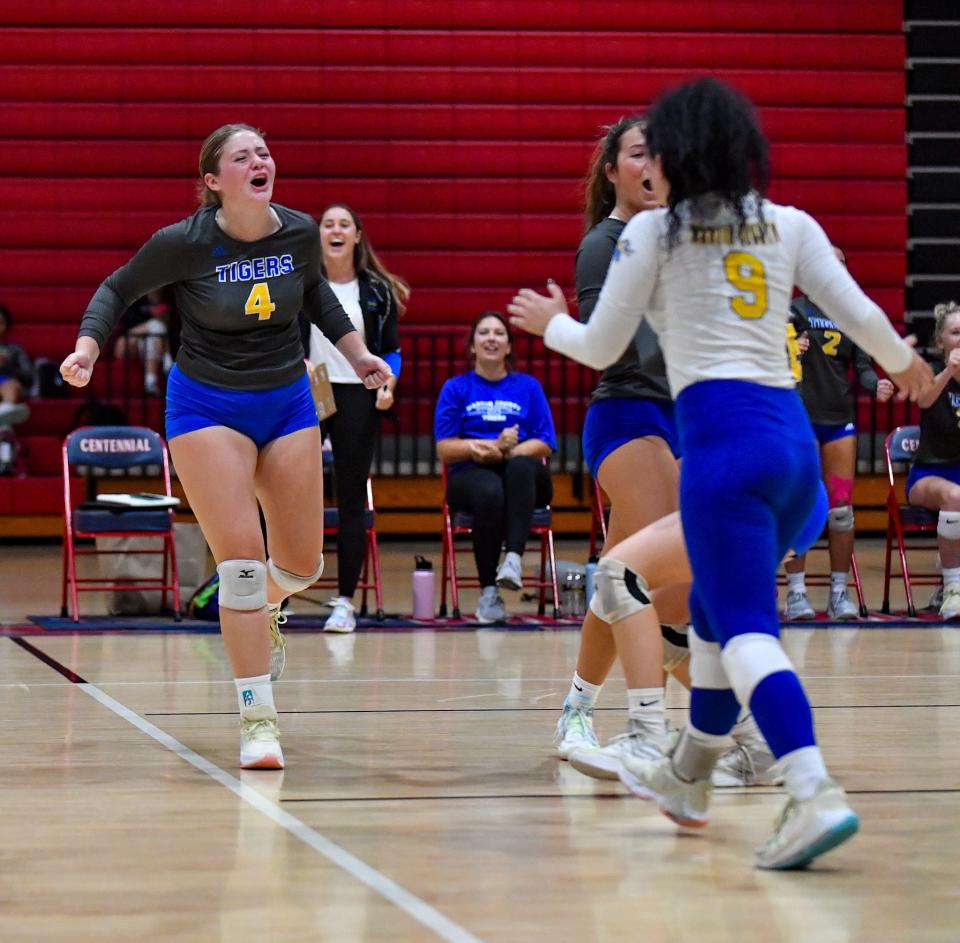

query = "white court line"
[[78, 682, 486, 943]]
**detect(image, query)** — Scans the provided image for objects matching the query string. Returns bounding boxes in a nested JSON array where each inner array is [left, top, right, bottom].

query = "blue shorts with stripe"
[[810, 421, 856, 446], [582, 397, 680, 478], [164, 364, 319, 448]]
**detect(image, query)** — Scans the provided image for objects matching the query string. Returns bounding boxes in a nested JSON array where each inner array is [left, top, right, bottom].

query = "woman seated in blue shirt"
[[435, 311, 557, 623]]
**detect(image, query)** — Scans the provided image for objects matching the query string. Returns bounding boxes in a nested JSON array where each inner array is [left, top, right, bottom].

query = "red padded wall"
[[0, 2, 905, 343]]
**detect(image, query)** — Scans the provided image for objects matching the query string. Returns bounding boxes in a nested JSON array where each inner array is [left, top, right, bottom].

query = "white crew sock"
[[566, 672, 601, 710], [627, 686, 667, 737], [780, 745, 829, 801], [787, 571, 806, 593], [830, 571, 848, 593], [943, 566, 960, 589], [235, 673, 275, 717]]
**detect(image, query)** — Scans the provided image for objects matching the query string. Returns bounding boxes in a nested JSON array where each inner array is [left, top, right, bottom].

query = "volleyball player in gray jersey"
[[61, 124, 390, 770], [553, 118, 690, 768], [555, 118, 781, 789]]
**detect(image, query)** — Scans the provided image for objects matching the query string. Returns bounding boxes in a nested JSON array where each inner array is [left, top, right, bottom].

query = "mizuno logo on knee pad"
[[217, 558, 268, 612], [589, 556, 652, 625]]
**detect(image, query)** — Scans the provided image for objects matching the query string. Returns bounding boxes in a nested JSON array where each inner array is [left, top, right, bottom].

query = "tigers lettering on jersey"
[[215, 255, 294, 283], [690, 222, 780, 246]]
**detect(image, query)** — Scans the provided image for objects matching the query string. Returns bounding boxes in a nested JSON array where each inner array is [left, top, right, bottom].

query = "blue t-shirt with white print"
[[434, 370, 557, 472]]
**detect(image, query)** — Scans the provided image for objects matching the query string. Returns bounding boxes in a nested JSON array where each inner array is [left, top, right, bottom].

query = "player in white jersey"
[[508, 77, 930, 869]]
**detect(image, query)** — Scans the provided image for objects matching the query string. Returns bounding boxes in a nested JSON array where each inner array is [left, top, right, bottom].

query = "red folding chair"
[[439, 463, 560, 620], [310, 451, 384, 620], [61, 425, 181, 621], [881, 425, 939, 615]]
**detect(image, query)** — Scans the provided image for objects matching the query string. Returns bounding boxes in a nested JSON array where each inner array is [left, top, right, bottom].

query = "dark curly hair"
[[643, 77, 770, 248]]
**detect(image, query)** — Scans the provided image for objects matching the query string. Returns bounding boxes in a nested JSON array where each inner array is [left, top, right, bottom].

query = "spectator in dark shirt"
[[782, 246, 894, 621], [906, 300, 960, 619], [0, 304, 33, 429]]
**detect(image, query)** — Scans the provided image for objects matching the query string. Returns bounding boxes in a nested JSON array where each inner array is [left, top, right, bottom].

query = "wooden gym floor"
[[0, 539, 957, 942]]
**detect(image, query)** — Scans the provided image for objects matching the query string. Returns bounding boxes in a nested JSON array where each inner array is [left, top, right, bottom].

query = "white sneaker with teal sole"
[[554, 701, 599, 759], [755, 778, 859, 870]]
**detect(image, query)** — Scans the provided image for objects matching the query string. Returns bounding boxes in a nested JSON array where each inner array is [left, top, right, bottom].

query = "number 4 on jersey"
[[244, 282, 276, 321]]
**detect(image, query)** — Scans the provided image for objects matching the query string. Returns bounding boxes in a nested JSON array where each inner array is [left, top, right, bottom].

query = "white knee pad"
[[267, 555, 325, 595], [827, 504, 855, 533], [588, 556, 651, 625], [720, 633, 795, 707], [217, 559, 267, 611], [689, 626, 729, 689], [938, 511, 960, 541]]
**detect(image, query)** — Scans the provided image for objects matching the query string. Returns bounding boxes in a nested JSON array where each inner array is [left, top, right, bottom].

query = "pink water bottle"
[[412, 555, 435, 620]]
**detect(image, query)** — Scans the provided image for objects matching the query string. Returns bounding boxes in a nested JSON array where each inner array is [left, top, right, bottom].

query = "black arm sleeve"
[[853, 344, 880, 394], [78, 227, 181, 349], [298, 311, 311, 359], [379, 284, 401, 357]]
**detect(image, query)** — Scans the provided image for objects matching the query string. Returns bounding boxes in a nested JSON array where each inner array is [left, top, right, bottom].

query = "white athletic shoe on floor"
[[569, 720, 677, 781], [618, 752, 712, 828], [269, 607, 286, 681], [554, 701, 599, 759], [783, 589, 815, 621], [827, 589, 859, 621], [712, 741, 783, 787], [240, 706, 284, 770], [475, 586, 506, 624], [939, 585, 960, 620], [324, 597, 356, 633], [927, 583, 944, 612], [755, 778, 859, 870], [495, 552, 523, 591], [713, 713, 784, 787]]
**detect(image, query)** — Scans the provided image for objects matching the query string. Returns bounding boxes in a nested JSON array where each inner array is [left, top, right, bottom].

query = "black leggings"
[[446, 456, 553, 587], [322, 383, 379, 597]]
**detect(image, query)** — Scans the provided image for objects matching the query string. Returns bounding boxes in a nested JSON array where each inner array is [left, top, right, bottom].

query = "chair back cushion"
[[66, 425, 165, 470], [887, 425, 921, 464]]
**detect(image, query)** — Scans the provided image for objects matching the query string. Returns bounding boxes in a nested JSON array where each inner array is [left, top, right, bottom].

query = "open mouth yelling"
[[250, 174, 270, 191]]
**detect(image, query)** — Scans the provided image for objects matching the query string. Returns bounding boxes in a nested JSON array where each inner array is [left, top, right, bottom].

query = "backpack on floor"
[[187, 572, 220, 621]]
